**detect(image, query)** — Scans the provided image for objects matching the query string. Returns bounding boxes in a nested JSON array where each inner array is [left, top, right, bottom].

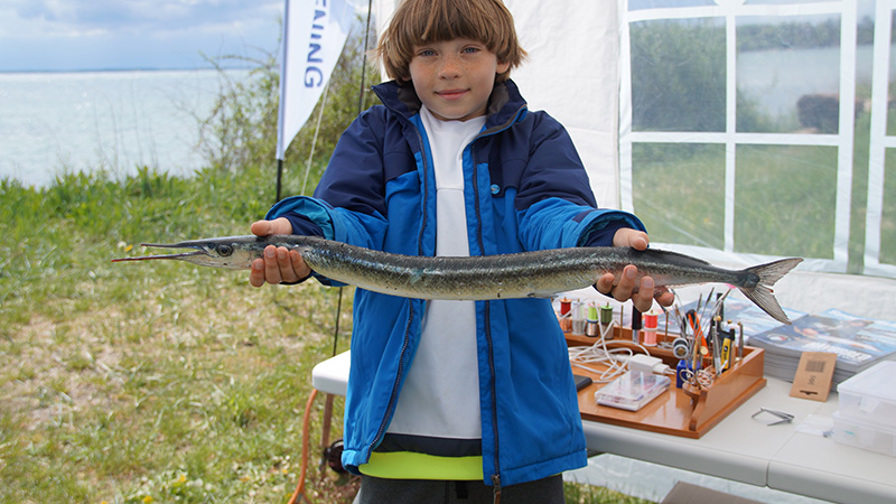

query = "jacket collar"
[[371, 79, 527, 130]]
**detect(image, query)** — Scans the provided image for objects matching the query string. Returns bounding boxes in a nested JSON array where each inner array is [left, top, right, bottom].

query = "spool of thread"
[[571, 301, 585, 336], [643, 311, 658, 346], [559, 298, 572, 316], [672, 337, 690, 360], [558, 298, 572, 333], [586, 304, 600, 338], [632, 309, 642, 343], [599, 304, 613, 339]]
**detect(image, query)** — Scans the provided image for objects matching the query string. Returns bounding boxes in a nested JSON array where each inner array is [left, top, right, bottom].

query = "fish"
[[112, 234, 803, 324]]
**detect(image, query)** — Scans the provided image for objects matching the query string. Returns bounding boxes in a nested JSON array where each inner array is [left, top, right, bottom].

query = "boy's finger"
[[633, 276, 655, 313], [263, 246, 282, 284], [277, 247, 299, 283], [632, 234, 649, 251], [250, 220, 273, 236], [656, 288, 675, 307], [611, 265, 637, 302], [270, 217, 293, 235], [249, 258, 266, 287], [290, 250, 310, 279], [594, 272, 615, 294]]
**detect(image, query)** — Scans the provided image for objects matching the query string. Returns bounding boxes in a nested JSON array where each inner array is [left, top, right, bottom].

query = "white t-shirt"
[[386, 106, 486, 444]]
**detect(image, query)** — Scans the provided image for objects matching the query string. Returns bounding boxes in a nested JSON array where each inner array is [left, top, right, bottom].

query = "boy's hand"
[[248, 218, 311, 287], [594, 228, 674, 312]]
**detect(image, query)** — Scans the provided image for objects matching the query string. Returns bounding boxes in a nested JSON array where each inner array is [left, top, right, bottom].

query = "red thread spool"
[[643, 311, 659, 346], [558, 298, 572, 332]]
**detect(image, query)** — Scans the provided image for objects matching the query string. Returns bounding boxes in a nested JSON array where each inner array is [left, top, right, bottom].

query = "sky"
[[0, 0, 878, 73], [0, 0, 286, 72]]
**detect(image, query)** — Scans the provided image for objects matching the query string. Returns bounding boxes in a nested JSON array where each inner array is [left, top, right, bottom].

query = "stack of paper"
[[749, 309, 896, 385]]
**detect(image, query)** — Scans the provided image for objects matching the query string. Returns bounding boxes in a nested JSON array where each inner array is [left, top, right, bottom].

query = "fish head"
[[112, 236, 263, 269]]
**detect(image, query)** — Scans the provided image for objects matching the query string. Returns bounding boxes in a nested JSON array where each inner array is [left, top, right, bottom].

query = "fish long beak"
[[111, 242, 207, 263]]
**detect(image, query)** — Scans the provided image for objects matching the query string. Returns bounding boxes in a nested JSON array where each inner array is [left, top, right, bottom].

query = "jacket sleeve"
[[266, 107, 390, 251], [514, 112, 645, 250]]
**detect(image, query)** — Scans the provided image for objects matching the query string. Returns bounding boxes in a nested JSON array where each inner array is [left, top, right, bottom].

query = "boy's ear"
[[497, 61, 510, 75]]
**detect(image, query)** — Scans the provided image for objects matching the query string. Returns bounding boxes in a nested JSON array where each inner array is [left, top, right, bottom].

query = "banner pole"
[[276, 158, 284, 203]]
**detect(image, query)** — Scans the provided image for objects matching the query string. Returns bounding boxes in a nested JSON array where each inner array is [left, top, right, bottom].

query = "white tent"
[[371, 0, 896, 320]]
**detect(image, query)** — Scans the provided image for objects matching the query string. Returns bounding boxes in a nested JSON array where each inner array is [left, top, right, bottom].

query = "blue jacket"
[[266, 79, 645, 487]]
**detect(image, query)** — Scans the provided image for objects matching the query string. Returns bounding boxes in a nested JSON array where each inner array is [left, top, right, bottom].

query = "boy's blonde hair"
[[376, 0, 526, 83]]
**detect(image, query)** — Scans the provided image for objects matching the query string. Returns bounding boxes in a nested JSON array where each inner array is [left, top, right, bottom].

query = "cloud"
[[9, 0, 280, 33], [0, 0, 284, 70]]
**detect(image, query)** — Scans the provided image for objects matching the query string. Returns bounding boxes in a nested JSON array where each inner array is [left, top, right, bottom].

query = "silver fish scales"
[[113, 234, 802, 324]]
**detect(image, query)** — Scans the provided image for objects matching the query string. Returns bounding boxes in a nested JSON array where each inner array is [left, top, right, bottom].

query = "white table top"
[[311, 350, 896, 503], [582, 377, 896, 504], [311, 349, 351, 396]]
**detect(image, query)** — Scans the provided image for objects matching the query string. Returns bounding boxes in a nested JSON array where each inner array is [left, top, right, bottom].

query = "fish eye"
[[216, 244, 234, 257]]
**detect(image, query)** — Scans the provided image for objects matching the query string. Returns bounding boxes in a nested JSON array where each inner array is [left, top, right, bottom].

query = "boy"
[[250, 0, 672, 501]]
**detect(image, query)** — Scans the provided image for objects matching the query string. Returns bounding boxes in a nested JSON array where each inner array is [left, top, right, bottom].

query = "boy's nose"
[[438, 56, 461, 78]]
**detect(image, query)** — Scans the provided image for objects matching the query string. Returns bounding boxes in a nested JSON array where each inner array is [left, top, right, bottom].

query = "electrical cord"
[[567, 320, 655, 383], [287, 388, 319, 504]]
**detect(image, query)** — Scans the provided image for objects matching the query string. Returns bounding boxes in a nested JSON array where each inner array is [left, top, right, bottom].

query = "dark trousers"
[[353, 474, 564, 504]]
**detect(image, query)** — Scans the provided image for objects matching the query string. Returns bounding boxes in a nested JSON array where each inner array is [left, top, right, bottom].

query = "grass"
[[0, 166, 652, 503], [0, 166, 356, 503]]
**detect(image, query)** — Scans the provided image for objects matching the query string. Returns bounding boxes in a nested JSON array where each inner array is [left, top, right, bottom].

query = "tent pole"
[[276, 158, 284, 203]]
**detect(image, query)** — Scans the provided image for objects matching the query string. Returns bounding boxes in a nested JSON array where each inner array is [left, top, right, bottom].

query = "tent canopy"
[[371, 0, 896, 319]]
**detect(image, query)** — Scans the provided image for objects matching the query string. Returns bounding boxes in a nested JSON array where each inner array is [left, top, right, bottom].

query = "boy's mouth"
[[437, 89, 468, 100]]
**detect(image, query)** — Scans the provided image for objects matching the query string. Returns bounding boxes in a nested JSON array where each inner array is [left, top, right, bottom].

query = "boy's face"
[[408, 38, 510, 122]]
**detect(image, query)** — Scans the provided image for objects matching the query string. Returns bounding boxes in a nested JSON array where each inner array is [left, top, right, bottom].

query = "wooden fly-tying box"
[[567, 328, 766, 438]]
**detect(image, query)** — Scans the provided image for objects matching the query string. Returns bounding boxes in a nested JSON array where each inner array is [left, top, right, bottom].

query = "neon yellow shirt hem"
[[359, 452, 484, 480]]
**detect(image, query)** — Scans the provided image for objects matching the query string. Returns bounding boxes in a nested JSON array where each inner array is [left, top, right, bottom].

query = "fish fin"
[[739, 257, 803, 324]]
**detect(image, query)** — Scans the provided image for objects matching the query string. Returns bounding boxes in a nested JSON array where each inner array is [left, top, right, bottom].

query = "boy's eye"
[[417, 49, 436, 57], [463, 46, 481, 54]]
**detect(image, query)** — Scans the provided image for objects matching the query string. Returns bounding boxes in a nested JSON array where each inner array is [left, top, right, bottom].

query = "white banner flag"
[[276, 0, 354, 160]]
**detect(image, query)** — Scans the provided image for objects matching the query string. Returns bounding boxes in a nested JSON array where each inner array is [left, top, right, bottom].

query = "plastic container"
[[831, 410, 896, 457], [837, 361, 896, 425], [595, 370, 670, 411]]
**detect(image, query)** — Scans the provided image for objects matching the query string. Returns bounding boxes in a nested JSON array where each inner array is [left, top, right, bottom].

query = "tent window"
[[734, 145, 838, 258], [736, 15, 842, 135], [620, 0, 859, 274], [631, 18, 726, 133], [632, 143, 725, 249]]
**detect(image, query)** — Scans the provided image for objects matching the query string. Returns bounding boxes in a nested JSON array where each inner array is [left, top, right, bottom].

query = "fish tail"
[[739, 257, 803, 324]]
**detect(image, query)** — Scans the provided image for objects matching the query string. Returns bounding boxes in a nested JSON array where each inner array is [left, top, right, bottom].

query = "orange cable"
[[287, 388, 319, 504]]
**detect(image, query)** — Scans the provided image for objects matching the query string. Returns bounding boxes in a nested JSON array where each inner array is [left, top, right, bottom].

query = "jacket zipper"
[[367, 84, 526, 485], [468, 104, 525, 495], [366, 93, 432, 458]]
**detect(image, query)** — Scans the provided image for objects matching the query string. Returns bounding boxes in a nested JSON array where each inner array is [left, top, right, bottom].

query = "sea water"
[[0, 68, 250, 188]]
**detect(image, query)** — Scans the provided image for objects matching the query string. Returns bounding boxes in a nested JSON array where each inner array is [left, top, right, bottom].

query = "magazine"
[[749, 309, 896, 384]]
